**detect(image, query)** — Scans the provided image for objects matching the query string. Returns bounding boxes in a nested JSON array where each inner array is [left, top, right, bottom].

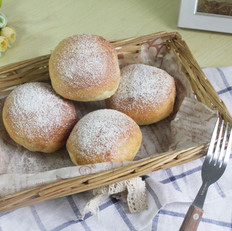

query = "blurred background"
[[1, 0, 231, 67]]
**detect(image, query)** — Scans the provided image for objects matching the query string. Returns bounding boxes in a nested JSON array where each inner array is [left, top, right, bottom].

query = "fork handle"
[[179, 205, 203, 231]]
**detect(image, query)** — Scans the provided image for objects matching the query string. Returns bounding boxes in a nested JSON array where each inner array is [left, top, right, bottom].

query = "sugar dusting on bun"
[[106, 64, 176, 125], [66, 109, 142, 165], [2, 82, 77, 153], [49, 34, 120, 101]]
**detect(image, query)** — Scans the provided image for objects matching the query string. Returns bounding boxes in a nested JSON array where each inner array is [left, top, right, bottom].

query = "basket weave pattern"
[[0, 32, 231, 213]]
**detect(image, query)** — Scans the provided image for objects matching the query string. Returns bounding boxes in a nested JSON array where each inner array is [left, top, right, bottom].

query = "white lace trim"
[[79, 177, 147, 219]]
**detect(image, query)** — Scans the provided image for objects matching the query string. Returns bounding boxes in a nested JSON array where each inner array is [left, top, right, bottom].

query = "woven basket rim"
[[0, 31, 231, 213]]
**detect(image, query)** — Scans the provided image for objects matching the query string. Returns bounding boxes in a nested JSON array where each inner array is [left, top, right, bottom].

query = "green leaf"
[[0, 0, 2, 8]]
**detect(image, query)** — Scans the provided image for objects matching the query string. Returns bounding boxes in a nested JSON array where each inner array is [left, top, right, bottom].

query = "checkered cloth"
[[1, 66, 232, 231]]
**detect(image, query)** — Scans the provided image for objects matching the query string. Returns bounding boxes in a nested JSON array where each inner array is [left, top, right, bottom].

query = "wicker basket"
[[0, 31, 231, 213]]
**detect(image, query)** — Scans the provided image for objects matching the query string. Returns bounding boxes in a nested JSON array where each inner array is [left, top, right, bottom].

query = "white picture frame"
[[178, 0, 232, 34]]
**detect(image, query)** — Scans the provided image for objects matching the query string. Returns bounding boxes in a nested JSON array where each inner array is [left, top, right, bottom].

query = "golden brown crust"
[[68, 128, 142, 165], [49, 34, 120, 101], [106, 64, 176, 125], [2, 82, 78, 153], [66, 109, 142, 165], [106, 80, 176, 125]]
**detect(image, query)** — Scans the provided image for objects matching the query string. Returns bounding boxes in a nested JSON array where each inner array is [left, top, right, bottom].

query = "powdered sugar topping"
[[7, 82, 75, 140], [109, 64, 174, 111], [53, 34, 114, 88], [70, 109, 137, 159]]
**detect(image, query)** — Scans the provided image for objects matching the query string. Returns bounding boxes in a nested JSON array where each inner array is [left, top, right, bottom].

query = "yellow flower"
[[1, 26, 16, 44], [0, 35, 8, 52]]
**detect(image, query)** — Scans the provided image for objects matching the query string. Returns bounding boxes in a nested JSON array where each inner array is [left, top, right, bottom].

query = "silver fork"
[[179, 118, 232, 231]]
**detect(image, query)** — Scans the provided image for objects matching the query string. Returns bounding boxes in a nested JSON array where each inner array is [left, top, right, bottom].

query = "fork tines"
[[207, 117, 232, 167]]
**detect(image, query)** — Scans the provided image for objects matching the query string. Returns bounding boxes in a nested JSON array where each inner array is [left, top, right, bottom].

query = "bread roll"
[[106, 64, 176, 125], [66, 109, 142, 165], [49, 34, 120, 101], [2, 82, 77, 153]]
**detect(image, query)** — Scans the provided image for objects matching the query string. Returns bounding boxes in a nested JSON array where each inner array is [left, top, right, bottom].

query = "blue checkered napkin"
[[203, 67, 232, 115], [0, 67, 232, 231]]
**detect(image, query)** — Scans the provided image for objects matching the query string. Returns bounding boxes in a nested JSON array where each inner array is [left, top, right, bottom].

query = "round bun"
[[2, 82, 77, 153], [66, 109, 142, 165], [106, 64, 176, 125], [49, 34, 120, 101]]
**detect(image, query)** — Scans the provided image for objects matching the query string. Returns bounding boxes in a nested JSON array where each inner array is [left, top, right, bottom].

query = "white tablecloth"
[[0, 66, 232, 231]]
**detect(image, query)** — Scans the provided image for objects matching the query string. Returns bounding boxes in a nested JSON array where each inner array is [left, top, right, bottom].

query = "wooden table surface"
[[1, 0, 232, 68]]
